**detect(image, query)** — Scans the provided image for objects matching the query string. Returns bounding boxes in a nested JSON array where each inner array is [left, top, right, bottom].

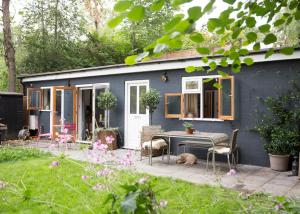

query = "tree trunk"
[[2, 0, 16, 92]]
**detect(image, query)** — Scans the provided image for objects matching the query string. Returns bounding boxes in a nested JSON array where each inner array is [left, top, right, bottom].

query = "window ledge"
[[180, 118, 224, 122], [40, 109, 51, 112]]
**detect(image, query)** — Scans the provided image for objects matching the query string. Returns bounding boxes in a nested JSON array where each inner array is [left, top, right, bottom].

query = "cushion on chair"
[[208, 146, 230, 154], [142, 139, 167, 150]]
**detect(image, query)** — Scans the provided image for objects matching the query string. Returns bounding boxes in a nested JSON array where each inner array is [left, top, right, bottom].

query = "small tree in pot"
[[255, 81, 300, 171], [96, 92, 118, 150], [141, 88, 160, 125]]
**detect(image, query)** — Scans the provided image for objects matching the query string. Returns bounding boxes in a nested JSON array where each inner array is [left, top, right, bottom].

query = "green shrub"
[[0, 146, 50, 163]]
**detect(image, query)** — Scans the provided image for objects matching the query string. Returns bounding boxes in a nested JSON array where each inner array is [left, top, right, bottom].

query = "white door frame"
[[124, 80, 149, 149], [77, 87, 92, 143]]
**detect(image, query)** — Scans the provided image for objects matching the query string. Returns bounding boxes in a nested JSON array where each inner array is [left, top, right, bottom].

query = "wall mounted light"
[[67, 80, 71, 87], [160, 72, 168, 82]]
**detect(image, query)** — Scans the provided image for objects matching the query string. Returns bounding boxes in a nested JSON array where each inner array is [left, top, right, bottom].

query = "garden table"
[[149, 131, 229, 173]]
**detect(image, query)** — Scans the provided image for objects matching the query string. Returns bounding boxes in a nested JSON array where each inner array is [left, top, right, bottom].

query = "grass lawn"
[[0, 148, 294, 213]]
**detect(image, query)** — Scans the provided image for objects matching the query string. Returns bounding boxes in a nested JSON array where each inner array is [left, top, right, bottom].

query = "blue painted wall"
[[24, 59, 300, 166]]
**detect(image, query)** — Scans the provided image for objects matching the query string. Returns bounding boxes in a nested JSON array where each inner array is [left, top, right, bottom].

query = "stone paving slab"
[[25, 142, 300, 199]]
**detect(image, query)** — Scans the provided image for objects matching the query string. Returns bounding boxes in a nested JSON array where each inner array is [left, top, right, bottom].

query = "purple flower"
[[92, 183, 105, 190], [138, 177, 148, 185], [81, 175, 88, 180], [48, 143, 57, 149], [105, 135, 115, 144], [159, 200, 168, 208], [0, 180, 6, 189], [226, 169, 236, 176], [96, 168, 114, 177], [49, 160, 60, 168], [118, 151, 133, 167], [275, 203, 283, 210]]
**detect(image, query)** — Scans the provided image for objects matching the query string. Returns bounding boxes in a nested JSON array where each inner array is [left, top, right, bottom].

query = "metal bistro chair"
[[140, 125, 168, 161], [206, 129, 239, 171]]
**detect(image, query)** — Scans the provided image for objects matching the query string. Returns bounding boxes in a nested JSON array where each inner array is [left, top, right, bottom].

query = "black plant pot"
[[292, 155, 299, 176]]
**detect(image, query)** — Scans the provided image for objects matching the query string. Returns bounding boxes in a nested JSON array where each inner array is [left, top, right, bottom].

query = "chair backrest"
[[230, 129, 239, 153], [140, 125, 162, 145]]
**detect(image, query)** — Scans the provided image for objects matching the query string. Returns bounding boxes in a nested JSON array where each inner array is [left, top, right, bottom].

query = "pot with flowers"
[[96, 91, 118, 150], [183, 122, 194, 134]]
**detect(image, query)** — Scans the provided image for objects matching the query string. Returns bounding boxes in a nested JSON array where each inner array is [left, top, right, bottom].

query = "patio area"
[[27, 141, 300, 199]]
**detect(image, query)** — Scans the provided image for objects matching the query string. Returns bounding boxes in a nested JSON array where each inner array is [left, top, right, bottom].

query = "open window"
[[27, 88, 41, 110], [218, 76, 235, 120], [165, 76, 235, 121], [165, 93, 184, 118]]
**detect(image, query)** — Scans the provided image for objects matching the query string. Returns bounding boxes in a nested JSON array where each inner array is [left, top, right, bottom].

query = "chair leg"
[[236, 149, 239, 165], [227, 153, 231, 170], [161, 148, 165, 161]]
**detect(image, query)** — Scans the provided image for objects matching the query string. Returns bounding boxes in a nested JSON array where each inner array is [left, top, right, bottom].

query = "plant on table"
[[255, 80, 300, 171], [140, 88, 160, 125], [97, 91, 117, 129], [183, 122, 194, 134]]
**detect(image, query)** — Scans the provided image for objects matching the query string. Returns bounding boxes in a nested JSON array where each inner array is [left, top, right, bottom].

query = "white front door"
[[125, 80, 149, 149]]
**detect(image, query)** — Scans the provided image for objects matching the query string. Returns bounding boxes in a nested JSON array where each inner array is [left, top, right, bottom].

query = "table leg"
[[149, 138, 153, 166], [168, 137, 171, 164]]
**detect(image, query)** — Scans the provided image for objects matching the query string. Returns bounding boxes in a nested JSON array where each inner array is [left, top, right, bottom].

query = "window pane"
[[139, 86, 146, 114], [95, 88, 106, 128], [203, 78, 218, 118], [221, 79, 232, 116], [64, 90, 74, 124], [130, 86, 137, 114], [55, 90, 62, 126], [186, 80, 199, 90], [30, 90, 40, 108], [42, 89, 51, 110], [167, 95, 181, 114], [184, 94, 200, 118]]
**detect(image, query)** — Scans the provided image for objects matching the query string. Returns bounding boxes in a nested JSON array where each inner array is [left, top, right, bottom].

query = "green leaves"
[[263, 33, 277, 45], [125, 55, 138, 65], [172, 0, 192, 7], [246, 32, 257, 42], [108, 15, 125, 28], [274, 19, 285, 27], [185, 66, 196, 73], [246, 17, 256, 28], [114, 0, 132, 12], [280, 47, 294, 55], [153, 44, 168, 53], [243, 57, 254, 66], [150, 0, 165, 11], [127, 6, 145, 21], [223, 0, 235, 5], [189, 32, 204, 43], [188, 6, 202, 22], [196, 47, 210, 55], [164, 14, 184, 32], [258, 24, 270, 33]]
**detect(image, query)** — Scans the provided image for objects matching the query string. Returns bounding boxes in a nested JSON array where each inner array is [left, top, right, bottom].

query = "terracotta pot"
[[186, 128, 194, 134], [269, 154, 289, 171], [97, 130, 118, 150]]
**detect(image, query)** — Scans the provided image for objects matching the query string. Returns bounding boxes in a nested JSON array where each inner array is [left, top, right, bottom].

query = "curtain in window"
[[186, 94, 199, 117]]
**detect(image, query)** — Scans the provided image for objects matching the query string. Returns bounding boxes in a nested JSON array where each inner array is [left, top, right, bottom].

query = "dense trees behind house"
[[0, 0, 175, 91]]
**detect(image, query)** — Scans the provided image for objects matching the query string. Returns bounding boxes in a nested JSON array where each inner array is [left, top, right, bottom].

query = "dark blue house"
[[19, 49, 300, 166]]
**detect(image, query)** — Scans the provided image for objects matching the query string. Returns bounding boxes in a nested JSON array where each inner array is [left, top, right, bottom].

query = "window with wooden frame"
[[165, 76, 235, 120], [41, 88, 51, 110], [165, 93, 184, 118], [27, 88, 42, 110]]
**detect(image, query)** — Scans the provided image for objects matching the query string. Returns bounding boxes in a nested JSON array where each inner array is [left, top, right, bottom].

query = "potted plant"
[[183, 122, 194, 134], [255, 81, 300, 171], [96, 92, 118, 150], [141, 88, 160, 125]]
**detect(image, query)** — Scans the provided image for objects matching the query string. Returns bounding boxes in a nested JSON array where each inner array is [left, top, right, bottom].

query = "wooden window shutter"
[[218, 76, 235, 120], [165, 93, 184, 118], [27, 88, 42, 110]]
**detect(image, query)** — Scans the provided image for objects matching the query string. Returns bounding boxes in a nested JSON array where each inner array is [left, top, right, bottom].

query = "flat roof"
[[19, 48, 300, 83]]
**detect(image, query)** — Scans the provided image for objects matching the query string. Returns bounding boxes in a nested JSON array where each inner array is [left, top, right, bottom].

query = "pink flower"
[[275, 203, 283, 210], [92, 183, 105, 190], [81, 175, 88, 180], [226, 169, 236, 176], [105, 135, 114, 144], [48, 143, 57, 149], [49, 160, 60, 168], [159, 200, 168, 208], [0, 180, 6, 189], [138, 177, 148, 185], [96, 168, 114, 177]]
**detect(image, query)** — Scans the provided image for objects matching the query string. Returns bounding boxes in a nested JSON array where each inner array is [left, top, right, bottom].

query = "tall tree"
[[2, 0, 16, 92]]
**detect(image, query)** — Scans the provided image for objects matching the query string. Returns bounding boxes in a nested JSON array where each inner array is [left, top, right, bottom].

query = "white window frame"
[[181, 75, 223, 121]]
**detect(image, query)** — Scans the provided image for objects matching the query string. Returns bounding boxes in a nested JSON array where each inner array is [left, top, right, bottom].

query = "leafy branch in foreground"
[[109, 0, 300, 77]]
